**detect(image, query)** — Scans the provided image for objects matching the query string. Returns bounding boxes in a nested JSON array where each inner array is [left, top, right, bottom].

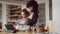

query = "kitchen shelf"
[[7, 5, 21, 24]]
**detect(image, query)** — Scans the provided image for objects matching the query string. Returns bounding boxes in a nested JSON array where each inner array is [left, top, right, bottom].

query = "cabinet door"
[[0, 3, 2, 29], [0, 4, 2, 22], [36, 4, 45, 26], [6, 4, 21, 24]]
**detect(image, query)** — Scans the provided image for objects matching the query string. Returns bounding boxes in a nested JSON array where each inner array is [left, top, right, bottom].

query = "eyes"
[[21, 12, 26, 16], [26, 7, 33, 11]]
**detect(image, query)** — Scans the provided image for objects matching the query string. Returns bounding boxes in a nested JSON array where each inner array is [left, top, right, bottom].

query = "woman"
[[25, 0, 38, 26], [15, 9, 30, 31]]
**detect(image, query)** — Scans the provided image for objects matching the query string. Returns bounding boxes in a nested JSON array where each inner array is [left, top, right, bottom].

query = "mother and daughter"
[[15, 0, 38, 31], [3, 0, 38, 32], [16, 7, 38, 31]]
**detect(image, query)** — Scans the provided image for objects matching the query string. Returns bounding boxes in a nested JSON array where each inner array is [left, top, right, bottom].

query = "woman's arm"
[[24, 13, 38, 26]]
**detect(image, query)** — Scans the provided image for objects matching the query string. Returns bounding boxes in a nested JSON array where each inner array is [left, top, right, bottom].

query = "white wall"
[[35, 0, 45, 4], [18, 0, 50, 27], [2, 3, 7, 29], [45, 0, 49, 26], [0, 0, 50, 29], [52, 0, 60, 34], [21, 0, 45, 9]]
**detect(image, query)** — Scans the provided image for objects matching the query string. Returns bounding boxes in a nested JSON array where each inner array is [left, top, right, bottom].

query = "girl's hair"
[[18, 9, 30, 19], [22, 9, 29, 16]]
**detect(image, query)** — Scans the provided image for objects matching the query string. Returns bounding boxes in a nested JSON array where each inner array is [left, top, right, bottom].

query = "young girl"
[[15, 9, 30, 31]]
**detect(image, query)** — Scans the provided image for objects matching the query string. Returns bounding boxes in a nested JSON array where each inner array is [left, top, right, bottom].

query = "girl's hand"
[[23, 18, 29, 22], [15, 20, 19, 25]]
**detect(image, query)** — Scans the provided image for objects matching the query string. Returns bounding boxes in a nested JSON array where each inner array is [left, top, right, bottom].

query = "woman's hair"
[[26, 0, 38, 13], [18, 9, 30, 19]]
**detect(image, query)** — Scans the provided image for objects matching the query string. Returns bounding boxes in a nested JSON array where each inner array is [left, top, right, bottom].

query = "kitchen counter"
[[0, 31, 34, 34]]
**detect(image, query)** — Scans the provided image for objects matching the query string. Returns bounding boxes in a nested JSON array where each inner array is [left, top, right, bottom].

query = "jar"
[[36, 26, 44, 33]]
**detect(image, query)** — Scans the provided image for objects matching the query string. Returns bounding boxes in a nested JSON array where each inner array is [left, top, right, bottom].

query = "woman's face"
[[27, 7, 33, 12], [21, 12, 26, 18]]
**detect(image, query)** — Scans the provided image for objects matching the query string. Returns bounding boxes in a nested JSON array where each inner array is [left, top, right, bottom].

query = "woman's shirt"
[[28, 12, 34, 20], [27, 12, 38, 26]]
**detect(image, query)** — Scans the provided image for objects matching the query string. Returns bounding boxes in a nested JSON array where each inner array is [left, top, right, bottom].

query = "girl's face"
[[27, 7, 33, 12], [21, 12, 26, 18]]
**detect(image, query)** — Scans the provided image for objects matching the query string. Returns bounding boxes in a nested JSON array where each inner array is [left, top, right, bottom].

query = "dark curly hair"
[[26, 0, 38, 13]]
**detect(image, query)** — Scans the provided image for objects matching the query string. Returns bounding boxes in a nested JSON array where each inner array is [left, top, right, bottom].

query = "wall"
[[35, 0, 45, 4], [21, 0, 45, 9], [52, 0, 60, 34], [2, 3, 7, 29], [0, 0, 50, 28], [17, 0, 49, 27], [45, 0, 49, 26]]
